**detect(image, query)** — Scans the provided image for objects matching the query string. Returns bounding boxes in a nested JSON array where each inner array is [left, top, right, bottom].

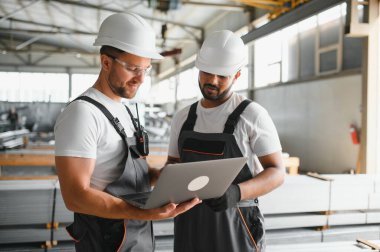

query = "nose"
[[208, 74, 219, 85], [133, 72, 145, 83]]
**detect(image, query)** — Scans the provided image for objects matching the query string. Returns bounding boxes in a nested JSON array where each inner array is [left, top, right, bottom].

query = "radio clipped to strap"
[[73, 96, 150, 156], [124, 104, 149, 156]]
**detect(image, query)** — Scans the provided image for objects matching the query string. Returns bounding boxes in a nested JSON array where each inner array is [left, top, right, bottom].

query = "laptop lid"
[[132, 157, 247, 209]]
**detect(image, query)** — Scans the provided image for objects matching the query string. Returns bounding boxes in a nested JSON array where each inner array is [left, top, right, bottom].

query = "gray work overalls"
[[66, 96, 154, 252], [174, 100, 265, 252]]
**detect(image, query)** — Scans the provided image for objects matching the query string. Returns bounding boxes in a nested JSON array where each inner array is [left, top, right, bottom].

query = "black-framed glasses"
[[106, 54, 152, 76]]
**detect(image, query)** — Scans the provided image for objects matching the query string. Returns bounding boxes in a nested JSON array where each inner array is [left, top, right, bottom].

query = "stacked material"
[[1, 174, 380, 250], [329, 175, 374, 211], [260, 174, 380, 230], [267, 240, 380, 252], [0, 129, 29, 149], [260, 175, 330, 214], [0, 180, 57, 225], [0, 179, 73, 245], [322, 225, 380, 242], [261, 175, 330, 229], [266, 228, 322, 245]]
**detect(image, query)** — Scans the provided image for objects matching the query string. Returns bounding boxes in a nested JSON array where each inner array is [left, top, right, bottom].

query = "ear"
[[100, 54, 112, 72], [233, 70, 241, 80]]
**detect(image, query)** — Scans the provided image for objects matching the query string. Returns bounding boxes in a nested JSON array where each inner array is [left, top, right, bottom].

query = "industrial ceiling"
[[0, 0, 316, 76]]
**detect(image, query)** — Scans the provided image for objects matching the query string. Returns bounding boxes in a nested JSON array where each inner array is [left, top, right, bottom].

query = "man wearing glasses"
[[54, 13, 200, 252], [166, 30, 285, 251]]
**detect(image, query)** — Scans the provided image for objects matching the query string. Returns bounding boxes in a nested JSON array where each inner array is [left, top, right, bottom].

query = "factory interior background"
[[0, 0, 380, 251]]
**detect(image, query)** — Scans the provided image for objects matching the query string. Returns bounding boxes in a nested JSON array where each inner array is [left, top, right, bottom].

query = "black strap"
[[74, 96, 128, 147], [180, 101, 198, 133], [223, 99, 252, 134], [49, 186, 57, 246], [124, 105, 139, 131]]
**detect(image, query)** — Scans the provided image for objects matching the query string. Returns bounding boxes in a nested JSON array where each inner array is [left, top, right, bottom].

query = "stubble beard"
[[199, 81, 234, 101]]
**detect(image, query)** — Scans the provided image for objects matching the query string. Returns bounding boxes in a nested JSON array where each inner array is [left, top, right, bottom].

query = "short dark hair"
[[100, 46, 124, 57]]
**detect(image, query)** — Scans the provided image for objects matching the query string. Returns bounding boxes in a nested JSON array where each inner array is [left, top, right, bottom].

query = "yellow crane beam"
[[234, 0, 310, 20]]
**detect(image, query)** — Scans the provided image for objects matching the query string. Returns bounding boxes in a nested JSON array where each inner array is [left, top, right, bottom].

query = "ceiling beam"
[[242, 0, 344, 44], [182, 1, 246, 11], [0, 0, 41, 24], [48, 0, 203, 31], [0, 16, 94, 35]]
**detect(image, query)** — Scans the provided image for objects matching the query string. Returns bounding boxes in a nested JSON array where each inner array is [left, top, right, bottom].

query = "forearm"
[[61, 184, 200, 221], [62, 185, 144, 220], [239, 167, 285, 200]]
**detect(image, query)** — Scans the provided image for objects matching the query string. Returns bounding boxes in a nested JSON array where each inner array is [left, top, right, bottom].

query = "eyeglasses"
[[106, 54, 152, 76]]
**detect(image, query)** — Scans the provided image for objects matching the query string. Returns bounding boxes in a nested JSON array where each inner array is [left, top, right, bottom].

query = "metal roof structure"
[[0, 0, 319, 77]]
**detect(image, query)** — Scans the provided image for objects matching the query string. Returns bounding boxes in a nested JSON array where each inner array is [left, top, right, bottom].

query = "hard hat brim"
[[94, 37, 164, 60]]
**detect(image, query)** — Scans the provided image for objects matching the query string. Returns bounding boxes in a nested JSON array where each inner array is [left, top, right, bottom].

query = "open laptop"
[[120, 157, 247, 209]]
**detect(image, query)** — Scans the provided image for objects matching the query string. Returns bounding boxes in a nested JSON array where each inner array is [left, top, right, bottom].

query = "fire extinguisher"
[[350, 124, 360, 145]]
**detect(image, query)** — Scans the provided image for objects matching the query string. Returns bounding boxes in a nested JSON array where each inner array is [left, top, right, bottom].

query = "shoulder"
[[232, 93, 267, 117], [55, 95, 105, 132], [171, 102, 194, 126]]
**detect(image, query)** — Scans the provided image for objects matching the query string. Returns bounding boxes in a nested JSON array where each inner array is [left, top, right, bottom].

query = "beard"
[[107, 79, 127, 98], [199, 81, 233, 101], [106, 70, 138, 99]]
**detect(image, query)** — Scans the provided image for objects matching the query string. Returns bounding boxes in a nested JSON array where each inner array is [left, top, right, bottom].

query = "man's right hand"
[[143, 197, 201, 220]]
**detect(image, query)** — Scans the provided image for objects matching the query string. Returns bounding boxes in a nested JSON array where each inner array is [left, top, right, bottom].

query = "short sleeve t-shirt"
[[168, 92, 282, 176], [54, 87, 135, 191]]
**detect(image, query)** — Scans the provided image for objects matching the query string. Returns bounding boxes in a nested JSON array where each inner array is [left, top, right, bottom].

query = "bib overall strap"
[[124, 105, 139, 131], [223, 99, 252, 134], [74, 96, 128, 148], [180, 101, 198, 133]]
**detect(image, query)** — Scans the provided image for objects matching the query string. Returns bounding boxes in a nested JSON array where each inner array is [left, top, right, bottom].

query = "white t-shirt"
[[54, 87, 135, 191], [168, 92, 282, 176]]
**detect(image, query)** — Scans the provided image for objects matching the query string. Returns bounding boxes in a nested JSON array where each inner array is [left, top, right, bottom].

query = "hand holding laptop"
[[142, 197, 202, 220]]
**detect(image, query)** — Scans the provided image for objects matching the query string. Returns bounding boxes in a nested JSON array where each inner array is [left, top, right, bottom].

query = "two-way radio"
[[133, 104, 149, 156]]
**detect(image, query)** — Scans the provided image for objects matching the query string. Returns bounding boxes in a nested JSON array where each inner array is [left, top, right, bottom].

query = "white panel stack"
[[267, 240, 380, 252], [266, 228, 322, 245], [368, 176, 380, 223], [328, 175, 374, 211], [266, 213, 327, 230], [367, 211, 380, 224], [322, 225, 380, 242], [260, 175, 330, 214], [327, 211, 367, 226]]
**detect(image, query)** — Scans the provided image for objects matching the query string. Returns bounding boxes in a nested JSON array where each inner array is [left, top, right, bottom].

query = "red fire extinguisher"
[[350, 124, 360, 145]]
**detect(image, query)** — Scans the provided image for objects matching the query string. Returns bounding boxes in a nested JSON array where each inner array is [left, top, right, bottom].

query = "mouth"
[[204, 84, 218, 92], [127, 82, 139, 90]]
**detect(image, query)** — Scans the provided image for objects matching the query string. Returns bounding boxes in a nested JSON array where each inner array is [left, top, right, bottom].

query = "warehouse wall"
[[255, 73, 362, 174]]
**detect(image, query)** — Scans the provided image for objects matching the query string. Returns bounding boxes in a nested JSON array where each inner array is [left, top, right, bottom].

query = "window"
[[149, 77, 175, 104], [176, 68, 200, 100], [71, 74, 98, 100], [0, 72, 69, 102], [316, 5, 343, 75], [254, 31, 282, 87], [232, 66, 249, 91], [253, 3, 351, 87]]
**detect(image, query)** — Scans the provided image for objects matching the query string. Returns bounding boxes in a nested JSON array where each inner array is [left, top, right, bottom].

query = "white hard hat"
[[94, 12, 163, 60], [195, 30, 246, 76]]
